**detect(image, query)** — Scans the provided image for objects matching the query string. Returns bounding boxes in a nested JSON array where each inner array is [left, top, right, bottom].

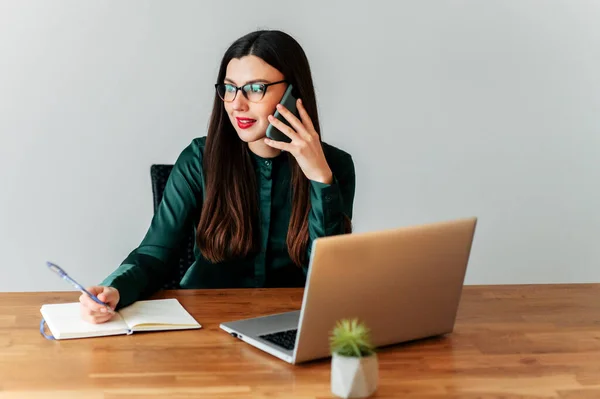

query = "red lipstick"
[[236, 117, 256, 129]]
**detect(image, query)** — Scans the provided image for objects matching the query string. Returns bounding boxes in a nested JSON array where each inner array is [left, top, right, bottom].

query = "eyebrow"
[[224, 78, 272, 86]]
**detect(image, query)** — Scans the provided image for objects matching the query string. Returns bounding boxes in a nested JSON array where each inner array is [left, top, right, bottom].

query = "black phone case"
[[265, 85, 299, 143]]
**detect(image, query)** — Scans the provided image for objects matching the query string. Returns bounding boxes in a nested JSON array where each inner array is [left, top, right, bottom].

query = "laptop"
[[219, 216, 477, 364]]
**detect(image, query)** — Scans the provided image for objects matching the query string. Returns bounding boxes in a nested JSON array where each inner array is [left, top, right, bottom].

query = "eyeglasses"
[[215, 80, 287, 103]]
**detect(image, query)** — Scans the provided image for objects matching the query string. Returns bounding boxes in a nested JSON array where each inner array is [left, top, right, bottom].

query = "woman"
[[80, 29, 355, 324]]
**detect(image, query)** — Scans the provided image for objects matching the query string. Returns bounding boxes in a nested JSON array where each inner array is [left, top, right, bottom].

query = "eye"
[[224, 84, 236, 93], [248, 84, 265, 93]]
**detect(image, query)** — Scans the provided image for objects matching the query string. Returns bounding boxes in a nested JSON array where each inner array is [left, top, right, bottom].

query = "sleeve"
[[304, 152, 356, 273], [100, 141, 203, 309]]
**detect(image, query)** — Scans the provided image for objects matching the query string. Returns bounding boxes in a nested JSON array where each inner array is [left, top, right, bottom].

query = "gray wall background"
[[1, 0, 598, 292]]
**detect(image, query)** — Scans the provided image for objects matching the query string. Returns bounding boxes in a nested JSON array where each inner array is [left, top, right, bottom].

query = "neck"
[[248, 139, 281, 159]]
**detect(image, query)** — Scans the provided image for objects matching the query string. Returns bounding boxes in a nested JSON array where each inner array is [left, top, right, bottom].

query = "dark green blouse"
[[101, 137, 355, 308]]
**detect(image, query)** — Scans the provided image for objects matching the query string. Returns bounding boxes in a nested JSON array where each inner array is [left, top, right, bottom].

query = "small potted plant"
[[329, 318, 378, 398]]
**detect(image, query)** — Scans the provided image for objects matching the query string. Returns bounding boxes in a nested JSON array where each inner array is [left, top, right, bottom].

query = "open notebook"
[[40, 298, 201, 340]]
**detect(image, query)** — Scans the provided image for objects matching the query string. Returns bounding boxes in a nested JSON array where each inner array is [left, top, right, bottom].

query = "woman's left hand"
[[264, 99, 333, 184]]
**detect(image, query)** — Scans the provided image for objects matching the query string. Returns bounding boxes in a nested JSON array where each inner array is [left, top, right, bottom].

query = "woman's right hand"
[[79, 286, 120, 324]]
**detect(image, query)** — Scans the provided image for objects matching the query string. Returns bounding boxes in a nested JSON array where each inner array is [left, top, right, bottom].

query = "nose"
[[231, 91, 249, 112]]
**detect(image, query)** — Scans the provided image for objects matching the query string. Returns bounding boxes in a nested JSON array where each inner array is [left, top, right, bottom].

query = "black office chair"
[[150, 164, 196, 289]]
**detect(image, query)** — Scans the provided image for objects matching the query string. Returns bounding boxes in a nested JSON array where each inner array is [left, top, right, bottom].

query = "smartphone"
[[265, 83, 300, 143]]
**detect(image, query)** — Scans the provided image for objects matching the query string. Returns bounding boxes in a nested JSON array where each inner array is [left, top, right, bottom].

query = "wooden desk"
[[1, 284, 599, 398]]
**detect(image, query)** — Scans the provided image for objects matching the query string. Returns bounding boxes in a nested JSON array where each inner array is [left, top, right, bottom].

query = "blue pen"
[[46, 261, 114, 313]]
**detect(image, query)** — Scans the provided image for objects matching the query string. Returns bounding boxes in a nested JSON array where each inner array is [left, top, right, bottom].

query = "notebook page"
[[119, 299, 201, 330], [40, 303, 129, 339]]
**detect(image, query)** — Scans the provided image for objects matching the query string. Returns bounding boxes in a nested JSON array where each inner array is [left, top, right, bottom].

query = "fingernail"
[[100, 307, 107, 313], [276, 104, 282, 109], [298, 98, 302, 104]]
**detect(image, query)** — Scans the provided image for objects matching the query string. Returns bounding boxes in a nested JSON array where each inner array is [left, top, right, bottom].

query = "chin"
[[234, 127, 266, 143]]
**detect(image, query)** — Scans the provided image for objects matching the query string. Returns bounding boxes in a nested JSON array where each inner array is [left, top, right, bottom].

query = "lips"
[[236, 117, 257, 129]]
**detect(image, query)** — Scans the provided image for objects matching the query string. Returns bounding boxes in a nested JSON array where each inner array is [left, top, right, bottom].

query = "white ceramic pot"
[[331, 352, 378, 398]]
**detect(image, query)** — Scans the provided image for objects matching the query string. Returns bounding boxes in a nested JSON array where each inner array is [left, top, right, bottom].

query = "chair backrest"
[[150, 164, 196, 289]]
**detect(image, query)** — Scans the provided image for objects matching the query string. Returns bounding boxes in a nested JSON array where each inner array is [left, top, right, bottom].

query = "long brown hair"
[[196, 30, 350, 267]]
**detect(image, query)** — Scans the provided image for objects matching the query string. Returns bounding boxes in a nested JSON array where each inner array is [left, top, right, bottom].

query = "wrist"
[[312, 169, 333, 184]]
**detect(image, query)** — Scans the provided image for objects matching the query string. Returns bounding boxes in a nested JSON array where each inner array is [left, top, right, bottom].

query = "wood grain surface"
[[1, 284, 599, 398]]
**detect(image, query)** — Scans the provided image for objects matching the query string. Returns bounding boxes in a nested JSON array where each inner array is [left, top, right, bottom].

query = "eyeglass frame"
[[214, 79, 288, 103]]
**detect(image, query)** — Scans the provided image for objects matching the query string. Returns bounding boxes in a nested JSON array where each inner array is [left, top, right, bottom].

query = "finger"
[[97, 292, 109, 304], [97, 292, 115, 308], [88, 313, 113, 324], [268, 115, 300, 142], [83, 286, 105, 302], [91, 313, 115, 324], [275, 103, 306, 136], [100, 287, 120, 309], [83, 306, 111, 318], [80, 293, 108, 313], [81, 306, 113, 324], [264, 138, 293, 153], [80, 305, 99, 319], [80, 299, 114, 317], [296, 99, 317, 136], [83, 287, 117, 313], [84, 286, 103, 299]]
